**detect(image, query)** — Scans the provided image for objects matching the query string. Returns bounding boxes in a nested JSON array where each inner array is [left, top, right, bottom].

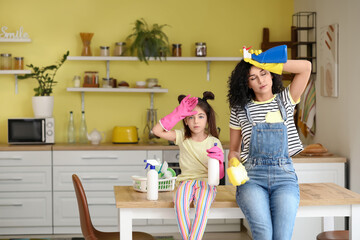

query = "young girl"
[[152, 91, 224, 240], [227, 47, 311, 240]]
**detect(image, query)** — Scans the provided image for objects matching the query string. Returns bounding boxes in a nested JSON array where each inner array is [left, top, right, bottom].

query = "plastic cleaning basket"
[[131, 176, 177, 192]]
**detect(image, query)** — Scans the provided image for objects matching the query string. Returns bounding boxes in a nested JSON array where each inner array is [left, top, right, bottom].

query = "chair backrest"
[[72, 174, 97, 239]]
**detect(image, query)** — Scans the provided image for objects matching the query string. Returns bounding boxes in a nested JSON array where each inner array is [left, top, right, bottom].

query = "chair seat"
[[316, 230, 349, 240]]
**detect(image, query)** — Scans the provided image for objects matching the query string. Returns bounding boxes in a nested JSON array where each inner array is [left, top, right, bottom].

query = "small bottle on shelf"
[[67, 111, 76, 143], [79, 111, 88, 144]]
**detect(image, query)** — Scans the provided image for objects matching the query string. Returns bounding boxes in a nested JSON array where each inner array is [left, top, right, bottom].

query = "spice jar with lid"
[[73, 75, 81, 88], [146, 78, 158, 88], [195, 42, 207, 57], [100, 46, 110, 56], [102, 77, 112, 88], [1, 53, 12, 70], [114, 42, 126, 56], [172, 44, 182, 57], [14, 57, 24, 70]]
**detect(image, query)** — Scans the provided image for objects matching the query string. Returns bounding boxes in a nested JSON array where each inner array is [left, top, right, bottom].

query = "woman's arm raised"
[[283, 60, 312, 103]]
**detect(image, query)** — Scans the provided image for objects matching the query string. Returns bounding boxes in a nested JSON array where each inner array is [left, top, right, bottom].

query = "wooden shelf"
[[0, 70, 31, 74], [67, 56, 242, 62], [0, 38, 31, 43], [67, 87, 168, 93]]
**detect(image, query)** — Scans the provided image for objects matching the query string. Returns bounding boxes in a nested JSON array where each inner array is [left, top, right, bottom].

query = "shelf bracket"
[[81, 92, 85, 112], [206, 61, 211, 81], [14, 75, 19, 94], [106, 60, 110, 79], [150, 92, 154, 109]]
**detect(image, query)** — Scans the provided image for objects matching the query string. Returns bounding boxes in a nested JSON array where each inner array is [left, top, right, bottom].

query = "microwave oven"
[[8, 118, 55, 144]]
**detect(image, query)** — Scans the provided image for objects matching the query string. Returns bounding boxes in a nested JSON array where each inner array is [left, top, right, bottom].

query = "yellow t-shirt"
[[175, 129, 223, 182]]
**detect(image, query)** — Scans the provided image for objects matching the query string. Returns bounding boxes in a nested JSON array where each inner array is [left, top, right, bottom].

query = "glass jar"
[[172, 44, 182, 57], [102, 77, 112, 88], [195, 42, 207, 57], [146, 78, 158, 88], [1, 53, 12, 70], [73, 75, 81, 88], [100, 46, 110, 56], [14, 57, 24, 70], [83, 71, 99, 87], [114, 42, 126, 56]]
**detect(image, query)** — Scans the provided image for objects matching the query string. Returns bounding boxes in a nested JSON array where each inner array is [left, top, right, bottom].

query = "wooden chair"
[[316, 230, 349, 240], [72, 174, 155, 240]]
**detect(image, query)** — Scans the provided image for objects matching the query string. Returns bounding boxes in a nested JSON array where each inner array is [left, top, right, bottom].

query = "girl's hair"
[[227, 60, 284, 110], [178, 91, 219, 139]]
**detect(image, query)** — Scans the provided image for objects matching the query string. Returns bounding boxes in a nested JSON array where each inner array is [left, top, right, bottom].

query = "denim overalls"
[[236, 95, 300, 240]]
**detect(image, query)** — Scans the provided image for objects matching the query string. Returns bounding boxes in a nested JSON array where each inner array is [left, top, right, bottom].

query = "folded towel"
[[301, 78, 316, 136]]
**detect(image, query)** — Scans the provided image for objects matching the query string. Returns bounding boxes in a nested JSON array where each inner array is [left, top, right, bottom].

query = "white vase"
[[32, 96, 54, 118]]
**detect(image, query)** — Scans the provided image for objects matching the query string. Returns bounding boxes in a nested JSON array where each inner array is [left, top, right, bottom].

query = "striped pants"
[[174, 180, 217, 240]]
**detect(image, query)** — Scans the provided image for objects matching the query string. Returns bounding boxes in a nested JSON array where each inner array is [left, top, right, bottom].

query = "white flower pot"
[[32, 96, 54, 118]]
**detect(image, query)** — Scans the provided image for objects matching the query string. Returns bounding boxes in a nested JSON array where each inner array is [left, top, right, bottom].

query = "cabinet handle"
[[81, 176, 119, 180], [81, 156, 118, 160], [88, 202, 115, 206], [0, 203, 23, 207], [0, 177, 23, 181], [0, 157, 22, 160]]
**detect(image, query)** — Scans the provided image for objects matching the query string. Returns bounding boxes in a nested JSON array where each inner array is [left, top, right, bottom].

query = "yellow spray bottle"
[[227, 157, 249, 186]]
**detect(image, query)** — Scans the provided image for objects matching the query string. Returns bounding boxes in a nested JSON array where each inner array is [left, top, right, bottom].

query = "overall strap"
[[244, 104, 255, 126], [275, 94, 287, 121]]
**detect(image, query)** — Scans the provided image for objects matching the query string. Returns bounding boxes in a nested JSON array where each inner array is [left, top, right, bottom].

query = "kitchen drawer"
[[0, 192, 52, 228], [0, 151, 51, 166], [0, 166, 51, 191], [53, 166, 146, 191], [53, 191, 146, 229], [53, 150, 147, 166]]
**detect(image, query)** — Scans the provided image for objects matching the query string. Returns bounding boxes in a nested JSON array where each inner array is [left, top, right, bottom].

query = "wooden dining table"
[[114, 183, 360, 240]]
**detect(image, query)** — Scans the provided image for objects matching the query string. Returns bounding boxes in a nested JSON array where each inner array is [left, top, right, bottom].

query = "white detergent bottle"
[[146, 165, 158, 200], [208, 143, 220, 186]]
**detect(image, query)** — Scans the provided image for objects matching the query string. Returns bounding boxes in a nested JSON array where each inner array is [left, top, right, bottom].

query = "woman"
[[227, 48, 311, 240]]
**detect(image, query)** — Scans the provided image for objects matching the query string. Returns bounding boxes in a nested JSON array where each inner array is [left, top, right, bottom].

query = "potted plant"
[[126, 18, 170, 64], [18, 51, 69, 117]]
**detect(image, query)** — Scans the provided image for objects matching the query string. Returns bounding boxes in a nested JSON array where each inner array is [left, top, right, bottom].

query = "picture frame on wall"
[[320, 23, 339, 97]]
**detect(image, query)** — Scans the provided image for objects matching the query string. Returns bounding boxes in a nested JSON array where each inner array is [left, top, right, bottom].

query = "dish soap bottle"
[[146, 163, 159, 201], [67, 111, 76, 143], [79, 111, 88, 143], [208, 143, 220, 186]]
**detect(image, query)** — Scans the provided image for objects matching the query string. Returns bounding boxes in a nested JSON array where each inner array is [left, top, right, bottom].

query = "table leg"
[[350, 204, 360, 240], [321, 216, 335, 232], [119, 208, 133, 240]]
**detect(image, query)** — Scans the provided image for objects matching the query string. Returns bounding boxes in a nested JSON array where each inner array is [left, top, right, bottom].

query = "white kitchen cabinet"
[[52, 150, 148, 234], [0, 150, 52, 235], [292, 161, 345, 240]]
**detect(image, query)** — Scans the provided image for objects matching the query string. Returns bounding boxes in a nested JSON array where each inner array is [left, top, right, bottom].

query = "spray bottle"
[[208, 143, 220, 186], [144, 159, 160, 200]]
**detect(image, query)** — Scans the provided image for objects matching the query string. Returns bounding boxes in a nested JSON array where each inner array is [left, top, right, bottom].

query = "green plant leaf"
[[126, 19, 170, 64]]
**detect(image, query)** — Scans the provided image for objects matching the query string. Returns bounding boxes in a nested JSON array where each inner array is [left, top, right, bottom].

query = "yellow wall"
[[0, 0, 293, 144]]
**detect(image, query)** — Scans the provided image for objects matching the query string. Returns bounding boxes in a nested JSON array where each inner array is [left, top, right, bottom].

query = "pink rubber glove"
[[206, 144, 225, 179], [159, 95, 198, 131]]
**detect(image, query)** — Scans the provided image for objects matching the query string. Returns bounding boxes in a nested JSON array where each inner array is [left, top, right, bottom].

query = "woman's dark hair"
[[227, 60, 284, 110], [178, 91, 218, 139]]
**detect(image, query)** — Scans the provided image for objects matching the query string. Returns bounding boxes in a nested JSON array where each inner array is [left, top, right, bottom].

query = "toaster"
[[112, 126, 139, 143]]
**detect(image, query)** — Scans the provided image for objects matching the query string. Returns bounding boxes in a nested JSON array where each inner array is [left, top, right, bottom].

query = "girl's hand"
[[177, 95, 198, 118], [207, 145, 224, 179]]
